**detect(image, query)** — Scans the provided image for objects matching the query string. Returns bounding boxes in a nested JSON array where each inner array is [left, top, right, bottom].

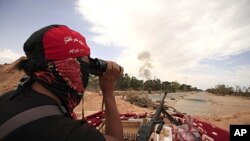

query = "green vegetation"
[[86, 73, 201, 93], [206, 84, 250, 97]]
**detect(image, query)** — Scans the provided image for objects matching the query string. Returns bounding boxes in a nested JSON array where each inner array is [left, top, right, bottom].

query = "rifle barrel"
[[153, 92, 167, 121], [136, 92, 168, 141]]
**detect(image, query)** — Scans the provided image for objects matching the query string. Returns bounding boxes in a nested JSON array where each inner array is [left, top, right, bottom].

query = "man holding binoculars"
[[0, 25, 124, 141]]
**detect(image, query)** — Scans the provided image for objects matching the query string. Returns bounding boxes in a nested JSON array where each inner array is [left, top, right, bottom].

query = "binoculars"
[[89, 58, 107, 76]]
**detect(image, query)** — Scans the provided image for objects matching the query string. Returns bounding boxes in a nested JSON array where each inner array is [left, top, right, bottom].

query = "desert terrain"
[[1, 61, 250, 131]]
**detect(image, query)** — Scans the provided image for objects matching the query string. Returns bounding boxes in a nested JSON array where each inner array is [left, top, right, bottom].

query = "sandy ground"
[[75, 91, 250, 131], [74, 91, 153, 117]]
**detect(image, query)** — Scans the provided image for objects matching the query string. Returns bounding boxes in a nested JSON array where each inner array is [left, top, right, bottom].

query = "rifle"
[[136, 92, 180, 141]]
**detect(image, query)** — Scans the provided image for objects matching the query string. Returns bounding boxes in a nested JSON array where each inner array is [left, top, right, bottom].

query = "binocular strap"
[[0, 105, 64, 140]]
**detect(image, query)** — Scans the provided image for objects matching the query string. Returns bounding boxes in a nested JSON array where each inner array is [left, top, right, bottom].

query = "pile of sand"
[[74, 91, 152, 116]]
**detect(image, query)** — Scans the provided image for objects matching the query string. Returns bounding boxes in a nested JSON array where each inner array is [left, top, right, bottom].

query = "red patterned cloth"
[[33, 58, 86, 118], [84, 111, 230, 141], [172, 114, 229, 141]]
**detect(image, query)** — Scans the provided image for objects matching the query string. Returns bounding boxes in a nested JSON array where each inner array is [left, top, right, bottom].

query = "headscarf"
[[14, 25, 91, 118], [30, 58, 89, 117]]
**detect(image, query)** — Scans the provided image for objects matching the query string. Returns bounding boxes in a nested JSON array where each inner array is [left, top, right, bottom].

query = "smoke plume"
[[138, 51, 152, 80]]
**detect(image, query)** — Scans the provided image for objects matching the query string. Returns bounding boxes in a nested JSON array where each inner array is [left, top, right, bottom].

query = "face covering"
[[31, 58, 89, 118]]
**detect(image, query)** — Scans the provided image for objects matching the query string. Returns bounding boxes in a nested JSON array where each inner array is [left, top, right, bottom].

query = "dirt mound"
[[74, 91, 152, 115], [0, 58, 25, 94]]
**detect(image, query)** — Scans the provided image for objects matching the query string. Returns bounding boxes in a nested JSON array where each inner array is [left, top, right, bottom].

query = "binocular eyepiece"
[[89, 58, 107, 76]]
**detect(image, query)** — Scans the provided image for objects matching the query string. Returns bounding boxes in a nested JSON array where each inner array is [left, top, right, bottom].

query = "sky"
[[0, 0, 250, 90]]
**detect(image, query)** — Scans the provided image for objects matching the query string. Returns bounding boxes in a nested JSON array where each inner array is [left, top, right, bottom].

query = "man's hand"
[[99, 61, 123, 96]]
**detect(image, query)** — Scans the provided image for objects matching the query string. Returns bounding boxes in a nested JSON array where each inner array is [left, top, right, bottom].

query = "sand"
[[75, 91, 250, 131]]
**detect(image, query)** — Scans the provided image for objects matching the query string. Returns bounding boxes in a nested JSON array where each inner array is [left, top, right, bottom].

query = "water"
[[175, 97, 209, 115], [148, 92, 188, 102], [149, 92, 212, 116]]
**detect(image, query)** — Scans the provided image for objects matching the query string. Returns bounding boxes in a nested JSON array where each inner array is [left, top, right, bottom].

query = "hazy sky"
[[1, 0, 250, 90]]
